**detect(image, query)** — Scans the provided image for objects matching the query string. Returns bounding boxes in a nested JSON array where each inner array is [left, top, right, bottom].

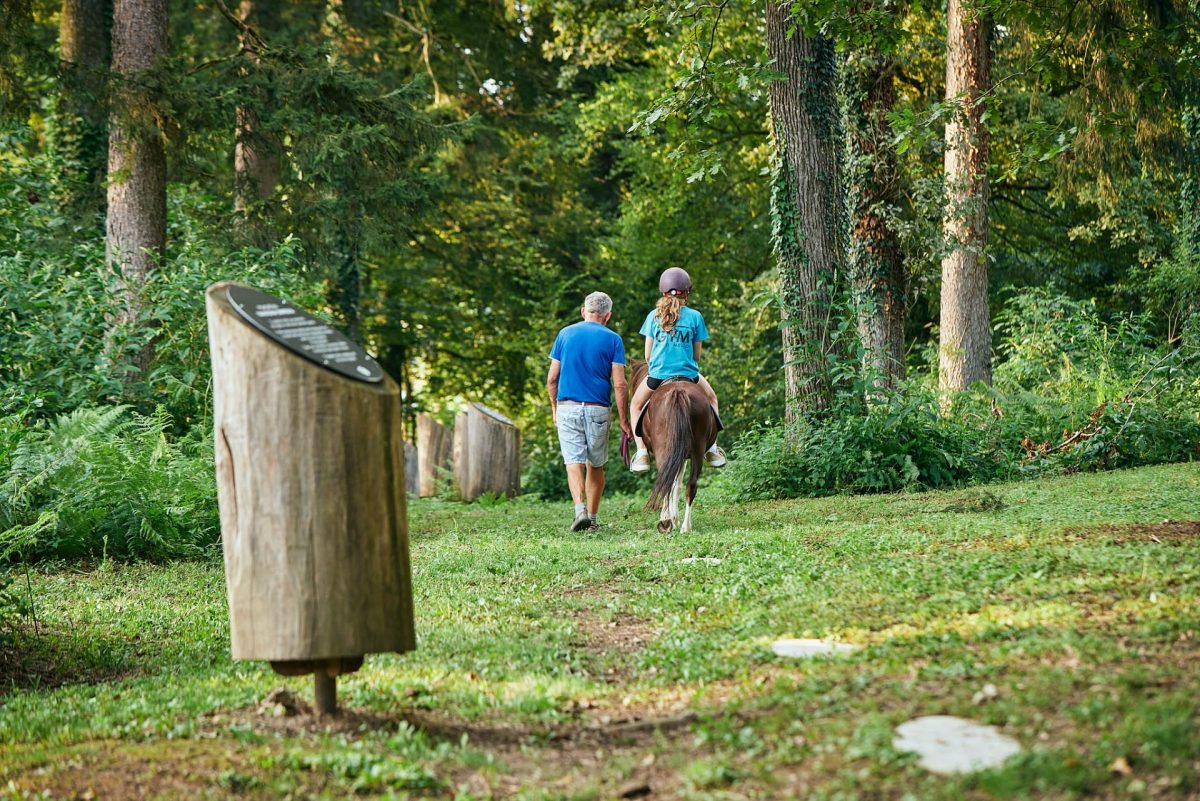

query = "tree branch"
[[209, 0, 269, 55]]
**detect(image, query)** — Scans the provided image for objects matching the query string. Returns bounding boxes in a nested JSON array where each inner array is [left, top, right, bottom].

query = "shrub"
[[1013, 385, 1200, 474], [0, 137, 320, 428], [722, 290, 1200, 500], [0, 405, 218, 561], [521, 429, 642, 501], [0, 228, 313, 430], [993, 288, 1157, 402], [984, 288, 1200, 473], [521, 439, 571, 501], [720, 389, 1004, 501]]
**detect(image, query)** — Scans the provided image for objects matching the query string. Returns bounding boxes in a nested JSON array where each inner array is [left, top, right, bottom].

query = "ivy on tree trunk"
[[842, 0, 906, 389], [766, 1, 843, 424]]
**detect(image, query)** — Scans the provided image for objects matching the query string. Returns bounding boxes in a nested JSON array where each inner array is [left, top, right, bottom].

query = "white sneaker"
[[631, 450, 651, 473], [705, 446, 727, 468]]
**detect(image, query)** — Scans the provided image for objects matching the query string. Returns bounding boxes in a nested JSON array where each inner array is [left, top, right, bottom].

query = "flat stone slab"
[[771, 638, 861, 658], [679, 557, 722, 565], [893, 715, 1021, 774]]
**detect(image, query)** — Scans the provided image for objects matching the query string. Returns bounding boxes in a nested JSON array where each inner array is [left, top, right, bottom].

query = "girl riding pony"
[[629, 267, 726, 472]]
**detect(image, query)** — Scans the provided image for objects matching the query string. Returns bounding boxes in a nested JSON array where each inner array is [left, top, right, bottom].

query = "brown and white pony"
[[630, 362, 719, 533]]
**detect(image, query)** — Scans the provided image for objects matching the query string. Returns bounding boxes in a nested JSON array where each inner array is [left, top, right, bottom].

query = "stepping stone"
[[893, 715, 1021, 774], [679, 556, 722, 565], [771, 638, 861, 658]]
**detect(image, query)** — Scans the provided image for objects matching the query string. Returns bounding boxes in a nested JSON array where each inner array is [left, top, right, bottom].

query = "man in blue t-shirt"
[[547, 291, 633, 532]]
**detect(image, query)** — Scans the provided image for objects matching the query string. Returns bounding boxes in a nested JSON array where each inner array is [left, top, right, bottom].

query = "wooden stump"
[[206, 282, 416, 670], [416, 413, 453, 498], [404, 441, 418, 498], [453, 403, 520, 501]]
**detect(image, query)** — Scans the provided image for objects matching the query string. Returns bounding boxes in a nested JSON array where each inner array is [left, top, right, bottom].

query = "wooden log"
[[416, 413, 453, 498], [206, 282, 416, 664], [453, 403, 520, 502]]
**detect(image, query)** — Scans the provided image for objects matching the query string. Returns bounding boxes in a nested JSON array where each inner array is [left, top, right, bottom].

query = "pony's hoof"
[[657, 519, 674, 533]]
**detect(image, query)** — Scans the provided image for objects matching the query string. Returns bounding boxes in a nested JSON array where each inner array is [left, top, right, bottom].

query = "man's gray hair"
[[583, 291, 613, 315]]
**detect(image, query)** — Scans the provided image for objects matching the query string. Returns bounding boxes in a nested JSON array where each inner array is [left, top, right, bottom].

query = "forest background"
[[0, 0, 1198, 572]]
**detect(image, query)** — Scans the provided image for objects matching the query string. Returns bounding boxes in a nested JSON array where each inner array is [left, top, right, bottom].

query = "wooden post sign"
[[453, 403, 521, 502], [206, 283, 415, 715]]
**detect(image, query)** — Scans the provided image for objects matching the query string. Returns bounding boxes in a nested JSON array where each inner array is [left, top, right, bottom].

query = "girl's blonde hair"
[[655, 292, 687, 334]]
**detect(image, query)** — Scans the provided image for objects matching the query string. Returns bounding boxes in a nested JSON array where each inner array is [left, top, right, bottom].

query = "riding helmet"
[[659, 267, 692, 296]]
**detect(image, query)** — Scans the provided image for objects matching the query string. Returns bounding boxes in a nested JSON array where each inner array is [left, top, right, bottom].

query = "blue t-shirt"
[[549, 321, 627, 405], [640, 306, 709, 380]]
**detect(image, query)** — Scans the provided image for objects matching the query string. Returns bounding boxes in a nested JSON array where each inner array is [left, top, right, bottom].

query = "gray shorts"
[[556, 404, 611, 467]]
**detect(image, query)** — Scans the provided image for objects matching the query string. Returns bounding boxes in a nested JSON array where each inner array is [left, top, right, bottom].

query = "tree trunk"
[[106, 0, 167, 377], [938, 0, 992, 392], [57, 0, 109, 225], [234, 0, 280, 239], [1176, 98, 1200, 343], [206, 282, 416, 662], [330, 226, 362, 339], [842, 1, 905, 389], [766, 1, 843, 422], [453, 404, 520, 502]]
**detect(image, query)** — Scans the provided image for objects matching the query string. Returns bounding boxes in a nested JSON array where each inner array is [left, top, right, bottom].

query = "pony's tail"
[[646, 391, 691, 510]]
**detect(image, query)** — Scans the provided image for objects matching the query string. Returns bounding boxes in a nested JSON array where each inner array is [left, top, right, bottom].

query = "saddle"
[[628, 378, 724, 459]]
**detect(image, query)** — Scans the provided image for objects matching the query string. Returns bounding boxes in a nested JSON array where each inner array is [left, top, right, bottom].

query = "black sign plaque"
[[226, 286, 385, 383]]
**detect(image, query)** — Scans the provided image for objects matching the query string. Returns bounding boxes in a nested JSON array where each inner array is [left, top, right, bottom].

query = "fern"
[[0, 405, 218, 560]]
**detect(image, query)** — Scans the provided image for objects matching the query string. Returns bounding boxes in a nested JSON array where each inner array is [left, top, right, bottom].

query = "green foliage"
[[721, 392, 996, 501], [980, 289, 1200, 473], [1136, 138, 1200, 341], [991, 288, 1156, 402], [0, 133, 318, 426], [521, 432, 644, 502], [520, 440, 571, 502], [724, 290, 1200, 500], [0, 405, 218, 561], [0, 409, 28, 636], [0, 409, 26, 636], [0, 553, 29, 643], [2, 0, 1200, 522]]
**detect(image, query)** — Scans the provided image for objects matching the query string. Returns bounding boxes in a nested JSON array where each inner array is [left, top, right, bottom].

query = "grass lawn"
[[1, 463, 1198, 799]]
